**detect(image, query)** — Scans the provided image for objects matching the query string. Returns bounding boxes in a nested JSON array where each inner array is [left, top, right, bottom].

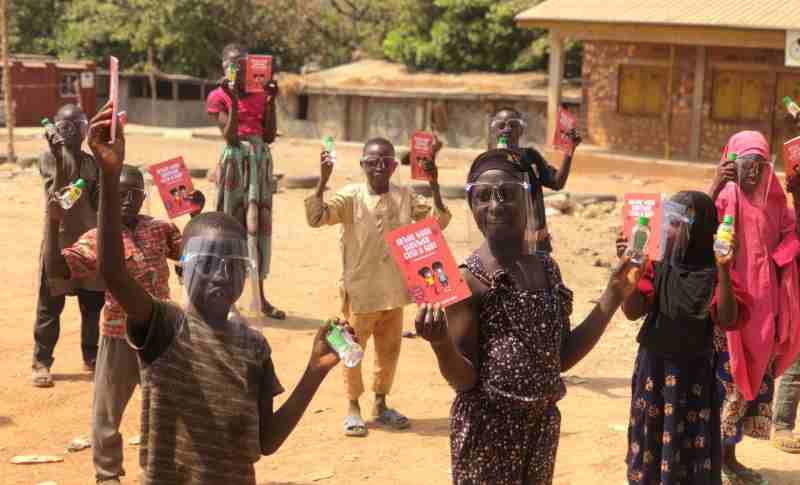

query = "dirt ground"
[[0, 135, 797, 485]]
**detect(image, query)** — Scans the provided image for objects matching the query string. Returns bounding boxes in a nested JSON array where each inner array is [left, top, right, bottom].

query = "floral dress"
[[450, 252, 573, 485]]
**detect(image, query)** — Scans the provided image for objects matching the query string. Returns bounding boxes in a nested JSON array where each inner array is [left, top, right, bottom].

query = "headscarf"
[[638, 192, 720, 357], [716, 131, 800, 400], [467, 149, 542, 253]]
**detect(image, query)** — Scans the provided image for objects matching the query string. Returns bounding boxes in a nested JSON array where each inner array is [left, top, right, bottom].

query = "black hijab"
[[637, 191, 721, 358]]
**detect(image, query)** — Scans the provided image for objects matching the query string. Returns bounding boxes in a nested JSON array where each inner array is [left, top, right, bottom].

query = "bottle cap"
[[723, 215, 734, 224], [728, 152, 737, 162], [323, 135, 334, 151], [784, 96, 793, 106], [638, 216, 649, 226], [41, 118, 51, 127], [74, 178, 87, 189]]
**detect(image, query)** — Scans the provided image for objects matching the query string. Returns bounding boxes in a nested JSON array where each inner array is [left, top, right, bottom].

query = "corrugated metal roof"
[[516, 0, 800, 31]]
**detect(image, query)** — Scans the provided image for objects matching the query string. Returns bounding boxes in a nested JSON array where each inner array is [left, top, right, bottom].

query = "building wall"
[[8, 61, 96, 126], [278, 92, 556, 150], [582, 41, 800, 162]]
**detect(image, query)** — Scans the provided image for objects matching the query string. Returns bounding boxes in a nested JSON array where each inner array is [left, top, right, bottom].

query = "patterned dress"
[[713, 329, 775, 445], [450, 253, 573, 485], [625, 349, 721, 485]]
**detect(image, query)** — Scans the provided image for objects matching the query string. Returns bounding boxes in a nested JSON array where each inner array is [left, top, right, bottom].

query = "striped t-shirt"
[[129, 300, 283, 485]]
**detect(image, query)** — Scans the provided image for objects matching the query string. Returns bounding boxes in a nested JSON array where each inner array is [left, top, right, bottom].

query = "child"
[[709, 131, 800, 484], [487, 107, 581, 252], [618, 191, 749, 485], [90, 103, 342, 484], [206, 43, 284, 319], [33, 103, 105, 386], [305, 137, 451, 436], [43, 159, 202, 483]]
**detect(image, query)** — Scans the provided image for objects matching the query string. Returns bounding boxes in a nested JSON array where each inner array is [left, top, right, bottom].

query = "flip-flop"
[[263, 304, 287, 320], [739, 466, 768, 485], [722, 467, 744, 485], [373, 408, 410, 430], [773, 434, 800, 454], [344, 415, 368, 437], [32, 366, 53, 388]]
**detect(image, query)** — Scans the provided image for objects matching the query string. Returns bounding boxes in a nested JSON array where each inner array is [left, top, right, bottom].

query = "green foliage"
[[8, 0, 581, 77], [383, 0, 547, 73]]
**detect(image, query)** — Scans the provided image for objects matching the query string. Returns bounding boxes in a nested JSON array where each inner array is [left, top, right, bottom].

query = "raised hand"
[[309, 318, 355, 374], [320, 150, 334, 184], [87, 101, 125, 174], [422, 158, 439, 186], [264, 79, 279, 99], [607, 256, 643, 300], [616, 232, 629, 259], [415, 303, 448, 346], [715, 236, 736, 270], [715, 158, 737, 187], [567, 128, 582, 154], [47, 196, 65, 222]]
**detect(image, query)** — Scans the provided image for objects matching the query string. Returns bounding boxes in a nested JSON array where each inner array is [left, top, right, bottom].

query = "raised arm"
[[561, 257, 640, 371], [548, 129, 581, 191], [208, 86, 240, 146], [259, 323, 344, 455], [262, 80, 278, 144], [305, 150, 352, 227], [90, 101, 153, 327]]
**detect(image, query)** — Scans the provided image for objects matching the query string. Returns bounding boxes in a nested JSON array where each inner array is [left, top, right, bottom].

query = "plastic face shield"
[[464, 178, 536, 254], [180, 236, 252, 310], [736, 154, 774, 209], [661, 200, 693, 267]]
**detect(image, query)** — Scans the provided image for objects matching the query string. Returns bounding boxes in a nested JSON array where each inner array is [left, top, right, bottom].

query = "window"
[[711, 71, 765, 121], [618, 65, 668, 116], [60, 73, 80, 97], [177, 82, 202, 101], [130, 77, 151, 98]]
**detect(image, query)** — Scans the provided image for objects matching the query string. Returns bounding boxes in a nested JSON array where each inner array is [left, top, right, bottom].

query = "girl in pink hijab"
[[710, 131, 800, 485]]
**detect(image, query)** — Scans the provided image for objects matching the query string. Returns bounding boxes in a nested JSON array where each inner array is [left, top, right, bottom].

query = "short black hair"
[[222, 43, 248, 60], [493, 106, 522, 118], [55, 103, 86, 123], [183, 212, 246, 244], [120, 164, 144, 188], [363, 137, 395, 155]]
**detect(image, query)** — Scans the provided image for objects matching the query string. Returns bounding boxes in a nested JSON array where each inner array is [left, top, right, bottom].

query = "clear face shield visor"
[[660, 200, 694, 267], [736, 154, 774, 209], [179, 236, 253, 309]]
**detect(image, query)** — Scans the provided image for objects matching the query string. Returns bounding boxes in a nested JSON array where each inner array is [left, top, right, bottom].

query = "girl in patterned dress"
[[206, 43, 285, 319], [414, 149, 642, 485], [617, 191, 750, 485]]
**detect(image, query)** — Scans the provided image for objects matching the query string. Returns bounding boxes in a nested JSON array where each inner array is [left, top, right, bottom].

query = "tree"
[[383, 0, 550, 73], [8, 0, 67, 55]]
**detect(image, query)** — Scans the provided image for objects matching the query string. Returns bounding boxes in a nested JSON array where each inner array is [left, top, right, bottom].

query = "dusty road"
[[0, 135, 797, 484]]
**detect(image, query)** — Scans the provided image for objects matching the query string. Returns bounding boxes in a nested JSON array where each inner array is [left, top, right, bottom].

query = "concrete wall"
[[277, 91, 557, 150], [582, 41, 800, 162]]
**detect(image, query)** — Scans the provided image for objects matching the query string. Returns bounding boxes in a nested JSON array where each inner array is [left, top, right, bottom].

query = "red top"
[[206, 87, 268, 138]]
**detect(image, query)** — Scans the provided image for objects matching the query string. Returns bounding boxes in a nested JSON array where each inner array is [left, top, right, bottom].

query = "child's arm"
[[259, 325, 341, 455], [262, 80, 278, 144], [615, 233, 649, 320], [541, 129, 581, 191], [714, 261, 739, 329], [411, 150, 451, 228], [208, 87, 239, 146], [91, 102, 154, 327], [561, 257, 641, 372], [305, 151, 352, 227]]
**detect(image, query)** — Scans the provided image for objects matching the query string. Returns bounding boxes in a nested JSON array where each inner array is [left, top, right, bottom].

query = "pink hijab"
[[716, 131, 800, 401]]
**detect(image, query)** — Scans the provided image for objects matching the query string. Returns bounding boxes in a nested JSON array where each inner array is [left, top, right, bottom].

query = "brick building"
[[3, 54, 96, 126], [516, 1, 800, 165]]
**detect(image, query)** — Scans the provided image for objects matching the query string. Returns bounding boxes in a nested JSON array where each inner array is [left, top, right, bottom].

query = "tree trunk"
[[148, 45, 157, 125], [0, 0, 15, 164]]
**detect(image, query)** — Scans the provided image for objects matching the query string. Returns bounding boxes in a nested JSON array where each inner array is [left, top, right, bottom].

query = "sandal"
[[722, 466, 744, 485], [263, 304, 286, 320], [344, 415, 368, 437], [739, 466, 768, 485], [373, 408, 410, 430], [773, 433, 800, 454], [32, 366, 53, 388]]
